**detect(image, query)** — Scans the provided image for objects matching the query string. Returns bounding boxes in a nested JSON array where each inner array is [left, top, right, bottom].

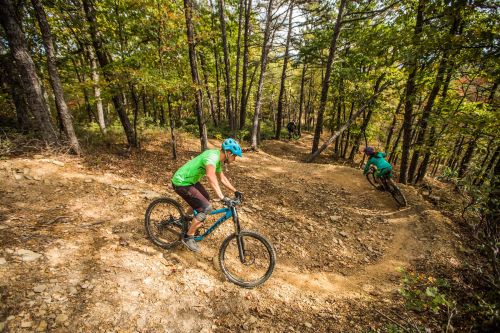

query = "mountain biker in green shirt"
[[171, 138, 243, 252], [363, 146, 393, 183]]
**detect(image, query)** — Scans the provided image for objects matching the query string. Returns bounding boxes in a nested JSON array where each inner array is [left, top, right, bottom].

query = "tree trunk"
[[342, 101, 354, 159], [348, 108, 369, 161], [208, 0, 223, 125], [408, 2, 462, 183], [183, 0, 208, 151], [384, 95, 403, 152], [399, 0, 425, 184], [311, 0, 346, 153], [130, 84, 140, 145], [70, 56, 95, 123], [152, 95, 157, 124], [234, 0, 244, 127], [275, 3, 293, 139], [86, 44, 106, 133], [250, 0, 274, 149], [334, 99, 341, 155], [31, 0, 81, 154], [0, 0, 58, 144], [407, 52, 449, 183], [458, 135, 479, 178], [82, 0, 137, 147], [484, 154, 500, 283], [245, 62, 258, 115], [340, 104, 345, 157], [416, 62, 455, 182], [156, 4, 166, 129], [305, 77, 314, 131], [218, 0, 235, 131], [297, 63, 307, 135], [0, 54, 29, 132], [142, 88, 147, 116], [449, 135, 465, 170], [199, 52, 218, 126], [348, 74, 385, 161], [389, 124, 403, 164], [239, 0, 252, 129], [431, 157, 441, 176], [167, 94, 177, 159], [415, 125, 436, 183], [473, 140, 494, 185], [477, 146, 499, 185], [306, 81, 390, 162]]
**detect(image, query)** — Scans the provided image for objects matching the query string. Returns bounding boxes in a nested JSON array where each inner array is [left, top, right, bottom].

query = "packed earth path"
[[0, 133, 464, 332]]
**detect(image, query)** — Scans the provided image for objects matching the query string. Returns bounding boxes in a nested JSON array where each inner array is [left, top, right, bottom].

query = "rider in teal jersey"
[[172, 138, 243, 252], [363, 146, 393, 180]]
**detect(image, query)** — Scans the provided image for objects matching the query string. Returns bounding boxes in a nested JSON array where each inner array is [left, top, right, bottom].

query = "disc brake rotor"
[[242, 250, 256, 266]]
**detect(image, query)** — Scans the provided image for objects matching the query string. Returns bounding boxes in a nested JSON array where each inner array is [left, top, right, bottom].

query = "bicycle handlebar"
[[223, 197, 242, 208]]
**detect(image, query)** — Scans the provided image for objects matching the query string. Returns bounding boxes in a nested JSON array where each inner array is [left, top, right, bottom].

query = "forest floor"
[[0, 132, 473, 332]]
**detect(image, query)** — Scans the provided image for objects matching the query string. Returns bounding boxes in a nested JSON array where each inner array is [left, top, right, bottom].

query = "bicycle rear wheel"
[[219, 231, 276, 288], [386, 179, 407, 207], [145, 197, 187, 249]]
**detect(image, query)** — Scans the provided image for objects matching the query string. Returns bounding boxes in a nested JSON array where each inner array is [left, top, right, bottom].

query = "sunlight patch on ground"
[[45, 239, 83, 267]]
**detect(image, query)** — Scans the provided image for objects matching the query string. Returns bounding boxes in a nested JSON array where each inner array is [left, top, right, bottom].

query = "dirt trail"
[[237, 142, 438, 297], [0, 135, 461, 332]]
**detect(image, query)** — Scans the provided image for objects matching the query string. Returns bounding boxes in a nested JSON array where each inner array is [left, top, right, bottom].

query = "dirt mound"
[[0, 134, 463, 332]]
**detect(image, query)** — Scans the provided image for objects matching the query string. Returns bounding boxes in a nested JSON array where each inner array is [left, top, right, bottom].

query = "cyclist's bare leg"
[[187, 217, 204, 236]]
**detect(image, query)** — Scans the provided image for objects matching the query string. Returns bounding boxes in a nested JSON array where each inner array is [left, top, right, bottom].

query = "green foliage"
[[258, 120, 278, 141], [363, 325, 407, 333], [76, 122, 125, 148], [398, 268, 455, 315], [0, 132, 15, 157], [472, 294, 500, 326], [437, 166, 459, 183]]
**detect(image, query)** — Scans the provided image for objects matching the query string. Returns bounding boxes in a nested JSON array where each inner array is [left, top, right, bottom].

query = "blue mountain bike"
[[145, 196, 276, 288]]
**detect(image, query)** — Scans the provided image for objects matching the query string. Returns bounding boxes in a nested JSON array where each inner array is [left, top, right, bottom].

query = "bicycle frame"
[[193, 205, 241, 242]]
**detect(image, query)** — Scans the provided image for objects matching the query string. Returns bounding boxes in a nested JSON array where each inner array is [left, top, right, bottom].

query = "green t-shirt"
[[172, 149, 222, 186]]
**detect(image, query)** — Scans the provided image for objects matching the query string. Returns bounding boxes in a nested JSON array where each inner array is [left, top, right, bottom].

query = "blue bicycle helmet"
[[221, 138, 243, 157]]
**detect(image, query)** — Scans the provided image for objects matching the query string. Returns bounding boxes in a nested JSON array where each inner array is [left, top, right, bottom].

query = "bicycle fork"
[[231, 207, 247, 264]]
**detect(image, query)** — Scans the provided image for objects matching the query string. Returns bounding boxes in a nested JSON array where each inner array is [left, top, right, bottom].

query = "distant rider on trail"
[[171, 138, 243, 252], [286, 121, 297, 139]]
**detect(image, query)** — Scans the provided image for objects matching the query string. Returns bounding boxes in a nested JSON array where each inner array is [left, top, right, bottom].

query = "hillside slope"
[[0, 134, 464, 332]]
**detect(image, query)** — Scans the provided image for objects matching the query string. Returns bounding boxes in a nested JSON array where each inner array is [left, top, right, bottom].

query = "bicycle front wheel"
[[219, 231, 276, 288], [386, 179, 407, 207], [366, 171, 379, 189], [145, 197, 187, 249]]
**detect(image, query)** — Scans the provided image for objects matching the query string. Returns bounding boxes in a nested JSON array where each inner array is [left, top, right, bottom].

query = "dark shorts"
[[172, 182, 211, 212]]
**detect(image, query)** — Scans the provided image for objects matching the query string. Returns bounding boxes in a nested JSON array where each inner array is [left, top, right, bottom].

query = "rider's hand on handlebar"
[[234, 191, 243, 201], [222, 196, 232, 206]]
